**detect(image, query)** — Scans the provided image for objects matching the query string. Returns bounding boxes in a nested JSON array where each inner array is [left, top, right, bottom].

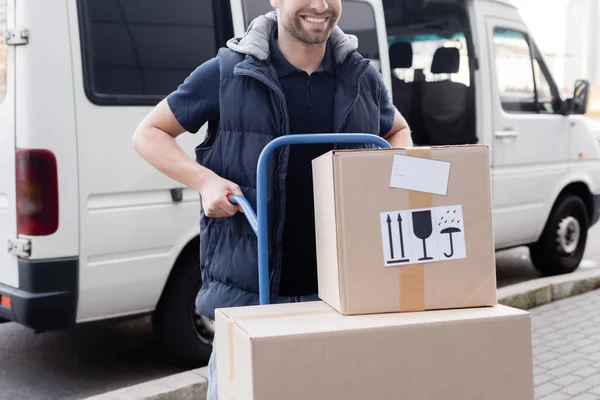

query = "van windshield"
[[0, 0, 7, 103]]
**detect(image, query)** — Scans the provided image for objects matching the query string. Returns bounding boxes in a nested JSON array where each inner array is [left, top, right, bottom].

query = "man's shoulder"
[[216, 47, 248, 68], [345, 51, 385, 90]]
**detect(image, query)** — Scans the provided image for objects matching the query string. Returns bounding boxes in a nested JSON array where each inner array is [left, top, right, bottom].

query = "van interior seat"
[[421, 47, 469, 145], [388, 42, 413, 120]]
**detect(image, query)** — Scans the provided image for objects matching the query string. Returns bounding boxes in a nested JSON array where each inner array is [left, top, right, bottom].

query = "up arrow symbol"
[[386, 214, 394, 260], [397, 213, 406, 259]]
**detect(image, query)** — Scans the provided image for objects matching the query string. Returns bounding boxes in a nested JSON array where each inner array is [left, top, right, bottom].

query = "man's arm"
[[132, 99, 213, 193], [383, 109, 413, 148], [133, 101, 243, 217]]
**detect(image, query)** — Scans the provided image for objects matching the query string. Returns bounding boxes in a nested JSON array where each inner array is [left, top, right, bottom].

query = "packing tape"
[[227, 308, 336, 383], [399, 147, 433, 312]]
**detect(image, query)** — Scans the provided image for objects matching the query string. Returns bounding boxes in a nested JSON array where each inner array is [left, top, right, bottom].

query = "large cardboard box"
[[312, 145, 497, 315], [215, 301, 534, 400]]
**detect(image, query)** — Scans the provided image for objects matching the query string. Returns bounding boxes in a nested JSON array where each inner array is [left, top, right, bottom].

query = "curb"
[[497, 268, 600, 310], [83, 367, 208, 400], [84, 269, 600, 400]]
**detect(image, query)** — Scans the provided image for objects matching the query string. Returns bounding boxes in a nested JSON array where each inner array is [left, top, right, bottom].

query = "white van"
[[1, 0, 599, 366]]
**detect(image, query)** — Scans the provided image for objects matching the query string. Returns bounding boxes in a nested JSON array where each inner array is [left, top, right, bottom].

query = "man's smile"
[[300, 14, 329, 26]]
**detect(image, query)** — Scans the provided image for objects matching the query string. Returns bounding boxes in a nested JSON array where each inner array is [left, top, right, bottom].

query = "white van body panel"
[[363, 0, 392, 93], [230, 0, 246, 38], [0, 0, 18, 288], [474, 1, 572, 248], [14, 0, 80, 259], [568, 116, 600, 194], [64, 0, 205, 322], [466, 1, 491, 153]]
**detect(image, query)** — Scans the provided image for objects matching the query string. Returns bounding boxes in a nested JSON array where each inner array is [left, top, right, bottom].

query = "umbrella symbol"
[[440, 227, 461, 258]]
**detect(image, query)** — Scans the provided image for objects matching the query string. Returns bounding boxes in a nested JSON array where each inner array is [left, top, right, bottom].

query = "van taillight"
[[16, 149, 59, 236]]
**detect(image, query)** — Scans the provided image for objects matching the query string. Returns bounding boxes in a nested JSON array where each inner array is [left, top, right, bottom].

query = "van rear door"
[[0, 0, 19, 288]]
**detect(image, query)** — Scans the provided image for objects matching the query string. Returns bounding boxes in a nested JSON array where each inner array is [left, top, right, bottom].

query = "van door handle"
[[494, 129, 519, 139], [170, 188, 183, 202]]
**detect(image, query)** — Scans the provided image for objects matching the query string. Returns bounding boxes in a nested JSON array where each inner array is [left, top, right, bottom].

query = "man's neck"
[[276, 25, 327, 75]]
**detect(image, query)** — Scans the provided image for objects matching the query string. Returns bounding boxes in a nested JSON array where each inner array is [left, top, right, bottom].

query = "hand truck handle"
[[228, 133, 392, 305]]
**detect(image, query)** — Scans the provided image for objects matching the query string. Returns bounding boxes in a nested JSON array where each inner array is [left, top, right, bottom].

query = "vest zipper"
[[269, 97, 287, 297], [336, 61, 371, 133]]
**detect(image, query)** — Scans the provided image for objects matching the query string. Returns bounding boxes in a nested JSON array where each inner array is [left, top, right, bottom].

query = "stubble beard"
[[283, 12, 338, 45]]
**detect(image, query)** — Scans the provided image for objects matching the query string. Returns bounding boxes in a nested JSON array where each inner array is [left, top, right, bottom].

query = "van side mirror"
[[572, 79, 590, 115]]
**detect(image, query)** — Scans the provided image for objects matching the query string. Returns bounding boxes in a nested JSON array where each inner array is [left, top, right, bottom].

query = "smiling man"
[[132, 1, 411, 398]]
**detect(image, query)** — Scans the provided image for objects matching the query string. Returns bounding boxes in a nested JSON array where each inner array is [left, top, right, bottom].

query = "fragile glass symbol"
[[412, 210, 434, 261]]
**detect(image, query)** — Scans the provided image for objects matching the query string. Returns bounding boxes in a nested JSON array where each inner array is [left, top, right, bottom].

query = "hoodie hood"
[[226, 11, 359, 65]]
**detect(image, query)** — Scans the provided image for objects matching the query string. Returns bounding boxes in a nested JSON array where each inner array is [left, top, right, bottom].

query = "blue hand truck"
[[227, 133, 392, 305]]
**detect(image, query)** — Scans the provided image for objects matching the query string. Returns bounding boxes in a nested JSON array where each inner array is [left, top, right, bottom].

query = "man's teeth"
[[305, 16, 326, 23]]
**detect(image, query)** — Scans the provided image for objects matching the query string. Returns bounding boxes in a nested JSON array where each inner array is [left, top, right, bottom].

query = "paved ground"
[[532, 289, 600, 399], [0, 318, 186, 400], [0, 223, 598, 400], [496, 224, 600, 288], [496, 224, 600, 289]]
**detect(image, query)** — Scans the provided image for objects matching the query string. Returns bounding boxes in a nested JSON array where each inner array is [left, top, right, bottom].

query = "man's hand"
[[383, 109, 413, 148], [199, 172, 244, 217]]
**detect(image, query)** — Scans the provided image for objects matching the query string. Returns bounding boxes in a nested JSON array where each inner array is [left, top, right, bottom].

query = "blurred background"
[[512, 0, 600, 115]]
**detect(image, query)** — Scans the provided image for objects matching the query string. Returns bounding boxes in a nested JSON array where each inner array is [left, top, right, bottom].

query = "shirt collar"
[[269, 26, 335, 78]]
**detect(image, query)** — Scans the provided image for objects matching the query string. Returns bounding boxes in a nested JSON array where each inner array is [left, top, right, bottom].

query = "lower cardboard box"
[[215, 301, 534, 400]]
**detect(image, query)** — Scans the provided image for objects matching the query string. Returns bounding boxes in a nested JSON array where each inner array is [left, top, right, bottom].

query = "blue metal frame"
[[229, 133, 392, 305]]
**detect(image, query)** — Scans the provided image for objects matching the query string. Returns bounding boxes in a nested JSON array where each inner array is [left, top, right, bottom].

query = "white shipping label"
[[379, 205, 466, 266], [389, 154, 451, 195]]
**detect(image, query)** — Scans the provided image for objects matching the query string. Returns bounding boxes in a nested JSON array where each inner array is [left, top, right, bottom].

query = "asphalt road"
[[1, 224, 599, 400], [496, 223, 600, 288]]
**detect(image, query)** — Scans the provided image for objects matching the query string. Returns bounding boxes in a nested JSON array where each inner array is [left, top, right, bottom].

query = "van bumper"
[[0, 257, 77, 331], [593, 192, 600, 227]]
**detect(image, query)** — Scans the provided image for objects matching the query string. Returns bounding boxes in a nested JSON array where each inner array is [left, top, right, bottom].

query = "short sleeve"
[[377, 73, 396, 137], [166, 57, 220, 133]]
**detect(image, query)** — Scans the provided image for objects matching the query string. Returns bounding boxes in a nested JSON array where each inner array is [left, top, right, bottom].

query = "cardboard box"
[[215, 301, 534, 400], [312, 145, 497, 315]]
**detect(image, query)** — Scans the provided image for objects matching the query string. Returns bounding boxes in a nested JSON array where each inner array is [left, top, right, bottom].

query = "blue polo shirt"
[[166, 28, 396, 297], [269, 27, 339, 296]]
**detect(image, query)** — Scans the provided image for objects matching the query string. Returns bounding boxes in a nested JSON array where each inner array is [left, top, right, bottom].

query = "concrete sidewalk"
[[532, 290, 600, 399]]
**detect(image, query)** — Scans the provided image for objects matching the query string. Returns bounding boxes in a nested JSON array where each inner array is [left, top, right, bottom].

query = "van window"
[[77, 0, 233, 105], [0, 0, 7, 103], [492, 28, 556, 114], [241, 1, 380, 68], [387, 33, 470, 86]]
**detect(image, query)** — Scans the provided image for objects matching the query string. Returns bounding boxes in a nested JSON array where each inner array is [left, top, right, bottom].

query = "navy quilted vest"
[[194, 43, 388, 320]]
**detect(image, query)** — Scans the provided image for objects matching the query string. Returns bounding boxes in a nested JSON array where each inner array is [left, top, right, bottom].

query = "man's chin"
[[299, 29, 332, 45], [285, 21, 333, 45], [303, 36, 328, 45]]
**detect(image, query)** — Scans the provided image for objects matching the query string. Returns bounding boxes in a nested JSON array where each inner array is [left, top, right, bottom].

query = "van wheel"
[[152, 250, 213, 367], [529, 195, 589, 276]]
